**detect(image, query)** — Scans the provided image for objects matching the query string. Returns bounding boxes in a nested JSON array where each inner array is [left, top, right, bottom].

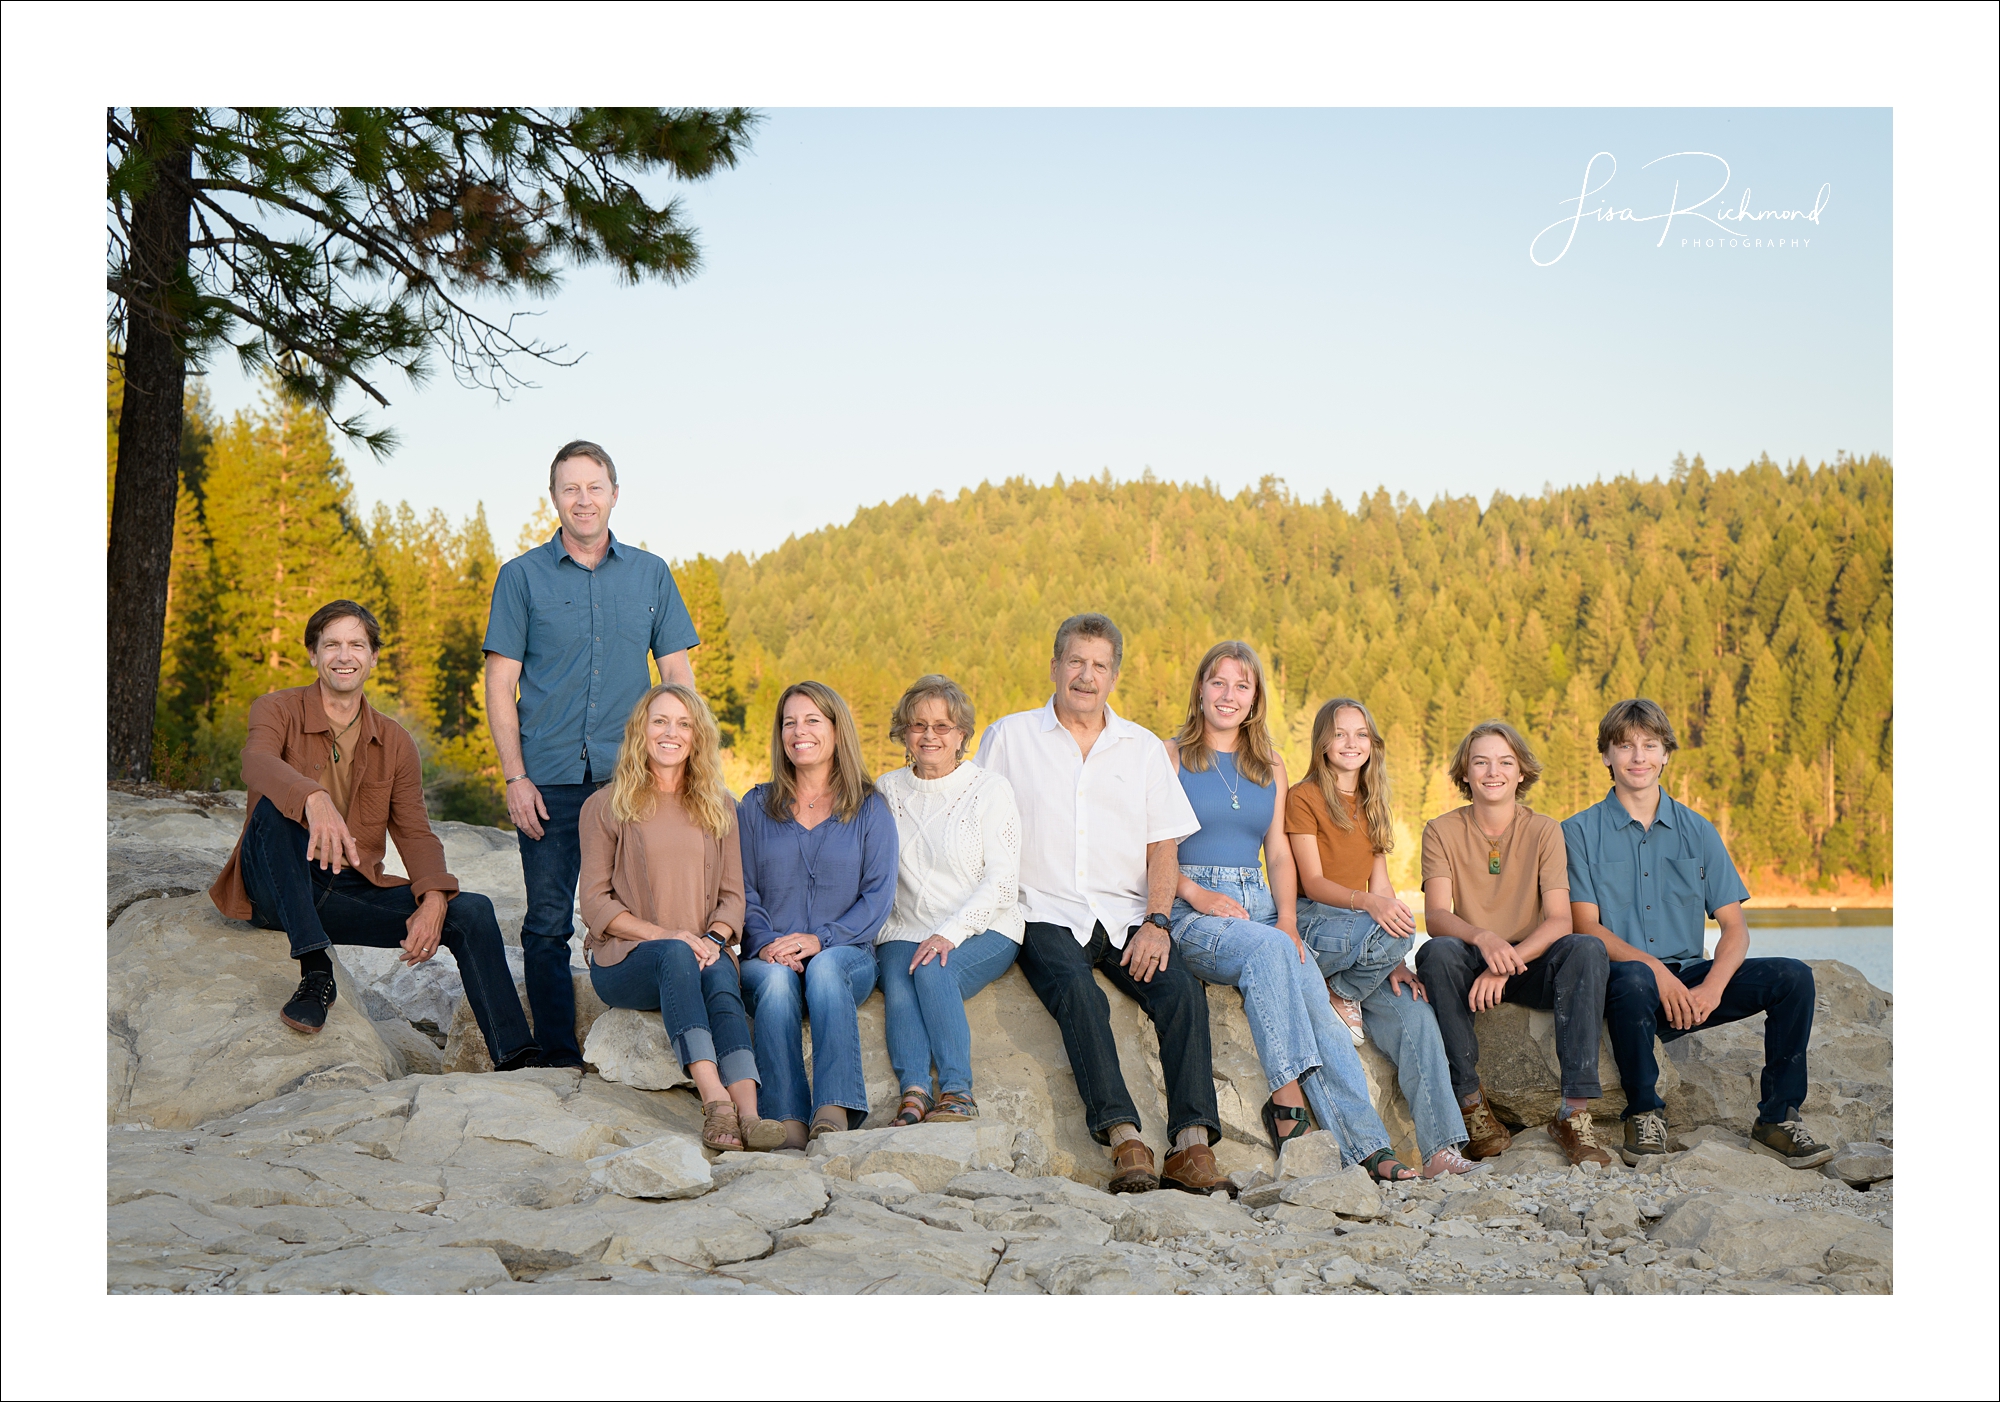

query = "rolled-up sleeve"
[[577, 791, 631, 937], [708, 816, 746, 939], [814, 794, 899, 948], [239, 693, 324, 823], [387, 735, 458, 902]]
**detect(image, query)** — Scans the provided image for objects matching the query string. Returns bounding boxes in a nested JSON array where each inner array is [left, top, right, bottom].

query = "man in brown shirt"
[[1413, 721, 1613, 1167], [209, 600, 538, 1066]]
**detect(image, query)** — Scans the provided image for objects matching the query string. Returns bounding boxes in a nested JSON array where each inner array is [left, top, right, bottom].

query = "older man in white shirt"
[[975, 613, 1231, 1196]]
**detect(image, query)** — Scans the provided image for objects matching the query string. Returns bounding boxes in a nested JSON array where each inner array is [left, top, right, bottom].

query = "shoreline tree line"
[[114, 375, 1890, 893]]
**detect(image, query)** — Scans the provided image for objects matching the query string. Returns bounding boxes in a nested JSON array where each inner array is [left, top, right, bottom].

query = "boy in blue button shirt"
[[1563, 699, 1835, 1170]]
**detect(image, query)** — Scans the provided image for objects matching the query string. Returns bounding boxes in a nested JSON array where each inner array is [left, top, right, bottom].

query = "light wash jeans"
[[876, 930, 1019, 1096], [739, 943, 877, 1126], [1298, 899, 1469, 1160], [1171, 865, 1390, 1167]]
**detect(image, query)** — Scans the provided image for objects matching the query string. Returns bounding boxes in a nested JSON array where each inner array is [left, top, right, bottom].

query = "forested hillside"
[[716, 462, 1891, 893], [115, 365, 1890, 892]]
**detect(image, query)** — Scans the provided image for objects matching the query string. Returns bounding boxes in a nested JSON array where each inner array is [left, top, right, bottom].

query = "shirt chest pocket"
[[1665, 857, 1705, 906], [613, 598, 656, 652], [531, 594, 584, 645], [348, 777, 390, 828]]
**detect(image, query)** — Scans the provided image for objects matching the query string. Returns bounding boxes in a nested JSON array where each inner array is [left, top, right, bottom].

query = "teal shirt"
[[1560, 789, 1750, 963], [482, 531, 700, 786]]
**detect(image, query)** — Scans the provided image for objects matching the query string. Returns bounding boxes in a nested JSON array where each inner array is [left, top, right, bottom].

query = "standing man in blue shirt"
[[1563, 698, 1836, 1170], [483, 441, 701, 1068]]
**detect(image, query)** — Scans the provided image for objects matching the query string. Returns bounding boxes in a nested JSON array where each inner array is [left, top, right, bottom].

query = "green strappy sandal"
[[1262, 1098, 1311, 1153], [891, 1088, 934, 1127], [1361, 1146, 1418, 1182]]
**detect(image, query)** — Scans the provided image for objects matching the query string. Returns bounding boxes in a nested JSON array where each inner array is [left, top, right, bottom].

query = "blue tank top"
[[1175, 751, 1274, 867]]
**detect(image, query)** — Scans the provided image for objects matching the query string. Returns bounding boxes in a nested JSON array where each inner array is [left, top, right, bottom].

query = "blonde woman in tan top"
[[580, 683, 785, 1152]]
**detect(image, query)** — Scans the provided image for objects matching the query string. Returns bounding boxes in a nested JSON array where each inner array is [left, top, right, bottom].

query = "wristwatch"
[[1142, 912, 1172, 935], [703, 930, 729, 947]]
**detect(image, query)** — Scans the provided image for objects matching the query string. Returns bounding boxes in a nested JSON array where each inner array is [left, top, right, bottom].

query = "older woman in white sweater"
[[874, 674, 1024, 1124]]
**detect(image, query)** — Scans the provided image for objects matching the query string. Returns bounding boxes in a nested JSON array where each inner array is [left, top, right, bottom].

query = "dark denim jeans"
[[238, 797, 536, 1064], [1416, 932, 1609, 1102], [516, 779, 606, 1063], [588, 940, 759, 1087], [1606, 955, 1815, 1125], [1015, 920, 1220, 1147]]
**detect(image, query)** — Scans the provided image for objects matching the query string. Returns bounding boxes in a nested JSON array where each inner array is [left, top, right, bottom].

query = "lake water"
[[1706, 908, 1893, 993], [1405, 909, 1893, 993]]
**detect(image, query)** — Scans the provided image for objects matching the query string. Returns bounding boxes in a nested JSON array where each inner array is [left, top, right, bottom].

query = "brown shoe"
[[1108, 1139, 1158, 1194], [1546, 1109, 1615, 1167], [1460, 1086, 1513, 1160], [1161, 1141, 1236, 1197]]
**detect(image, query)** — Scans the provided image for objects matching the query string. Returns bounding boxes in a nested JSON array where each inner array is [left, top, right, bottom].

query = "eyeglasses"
[[904, 721, 961, 738]]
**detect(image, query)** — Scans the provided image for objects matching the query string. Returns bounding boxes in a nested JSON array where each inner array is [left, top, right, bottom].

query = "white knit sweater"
[[874, 761, 1025, 946]]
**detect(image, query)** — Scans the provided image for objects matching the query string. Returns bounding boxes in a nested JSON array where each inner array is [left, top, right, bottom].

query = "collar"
[[1038, 696, 1132, 743], [551, 528, 622, 567], [1600, 786, 1676, 829], [303, 684, 378, 744]]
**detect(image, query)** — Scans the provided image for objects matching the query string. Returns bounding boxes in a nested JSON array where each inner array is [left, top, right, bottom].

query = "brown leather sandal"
[[701, 1100, 745, 1152], [891, 1089, 933, 1127]]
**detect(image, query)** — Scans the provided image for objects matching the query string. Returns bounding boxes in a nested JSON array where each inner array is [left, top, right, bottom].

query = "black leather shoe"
[[279, 969, 339, 1034]]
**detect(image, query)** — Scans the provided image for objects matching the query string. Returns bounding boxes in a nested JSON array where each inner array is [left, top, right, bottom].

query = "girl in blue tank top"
[[1167, 642, 1415, 1181]]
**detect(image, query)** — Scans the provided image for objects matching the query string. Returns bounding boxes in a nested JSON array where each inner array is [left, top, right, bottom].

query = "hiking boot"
[[1750, 1117, 1839, 1169], [1108, 1139, 1159, 1194], [1460, 1086, 1514, 1160], [1422, 1145, 1492, 1179], [1546, 1109, 1615, 1168], [1621, 1109, 1673, 1166], [279, 969, 339, 1034], [1161, 1141, 1236, 1197]]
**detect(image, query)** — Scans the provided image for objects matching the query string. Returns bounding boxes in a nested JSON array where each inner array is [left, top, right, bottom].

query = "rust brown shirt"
[[1284, 780, 1378, 891], [209, 686, 459, 920]]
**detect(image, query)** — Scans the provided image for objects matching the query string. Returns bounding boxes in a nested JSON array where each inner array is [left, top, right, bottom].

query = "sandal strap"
[[1270, 1103, 1307, 1121], [1360, 1147, 1412, 1179]]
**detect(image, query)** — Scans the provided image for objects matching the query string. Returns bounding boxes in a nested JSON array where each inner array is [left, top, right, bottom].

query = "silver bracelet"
[[505, 774, 529, 784]]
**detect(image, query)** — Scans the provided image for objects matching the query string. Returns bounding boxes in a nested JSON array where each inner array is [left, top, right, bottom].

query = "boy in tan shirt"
[[1413, 721, 1613, 1167]]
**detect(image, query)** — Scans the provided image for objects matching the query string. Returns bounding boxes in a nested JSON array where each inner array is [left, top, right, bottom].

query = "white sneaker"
[[1421, 1145, 1491, 1179]]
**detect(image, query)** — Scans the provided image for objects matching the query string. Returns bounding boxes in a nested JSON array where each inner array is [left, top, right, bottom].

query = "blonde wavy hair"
[[1173, 641, 1277, 788], [608, 684, 733, 838], [1449, 719, 1545, 802], [764, 680, 874, 824], [1306, 697, 1395, 854]]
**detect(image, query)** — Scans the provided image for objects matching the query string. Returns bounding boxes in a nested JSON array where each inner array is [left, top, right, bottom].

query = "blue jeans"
[[238, 798, 536, 1064], [516, 779, 606, 1063], [1298, 901, 1468, 1159], [588, 941, 760, 1087], [739, 944, 878, 1125], [1170, 865, 1390, 1166], [1605, 955, 1815, 1125], [876, 932, 1019, 1096]]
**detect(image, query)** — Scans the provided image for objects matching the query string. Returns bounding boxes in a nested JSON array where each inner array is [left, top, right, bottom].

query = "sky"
[[197, 107, 1891, 562]]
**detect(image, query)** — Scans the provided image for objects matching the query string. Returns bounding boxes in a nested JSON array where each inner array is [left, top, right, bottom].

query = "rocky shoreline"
[[106, 789, 1893, 1295]]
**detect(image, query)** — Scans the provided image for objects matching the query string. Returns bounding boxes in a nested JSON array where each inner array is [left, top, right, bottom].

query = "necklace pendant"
[[1230, 795, 1240, 811], [1488, 855, 1502, 875]]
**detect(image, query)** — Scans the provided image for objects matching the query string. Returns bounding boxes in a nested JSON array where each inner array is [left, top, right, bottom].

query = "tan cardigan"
[[578, 786, 745, 968], [211, 686, 457, 920]]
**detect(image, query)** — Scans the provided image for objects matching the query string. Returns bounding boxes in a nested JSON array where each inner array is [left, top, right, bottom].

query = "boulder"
[[1650, 1192, 1893, 1283], [1109, 1191, 1255, 1241], [1276, 1129, 1347, 1180], [108, 895, 402, 1128], [809, 1121, 1019, 1193], [1663, 1140, 1809, 1194], [582, 1007, 694, 1091], [1474, 1002, 1664, 1127], [1822, 1141, 1893, 1187], [1277, 1167, 1381, 1219], [381, 821, 529, 945], [339, 945, 466, 1034], [587, 1133, 714, 1200], [374, 1017, 445, 1077]]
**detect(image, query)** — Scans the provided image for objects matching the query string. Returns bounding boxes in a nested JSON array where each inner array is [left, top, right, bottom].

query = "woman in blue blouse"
[[738, 680, 899, 1148]]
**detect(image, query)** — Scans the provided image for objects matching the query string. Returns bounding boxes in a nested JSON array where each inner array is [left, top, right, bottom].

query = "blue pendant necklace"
[[1216, 752, 1243, 811]]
